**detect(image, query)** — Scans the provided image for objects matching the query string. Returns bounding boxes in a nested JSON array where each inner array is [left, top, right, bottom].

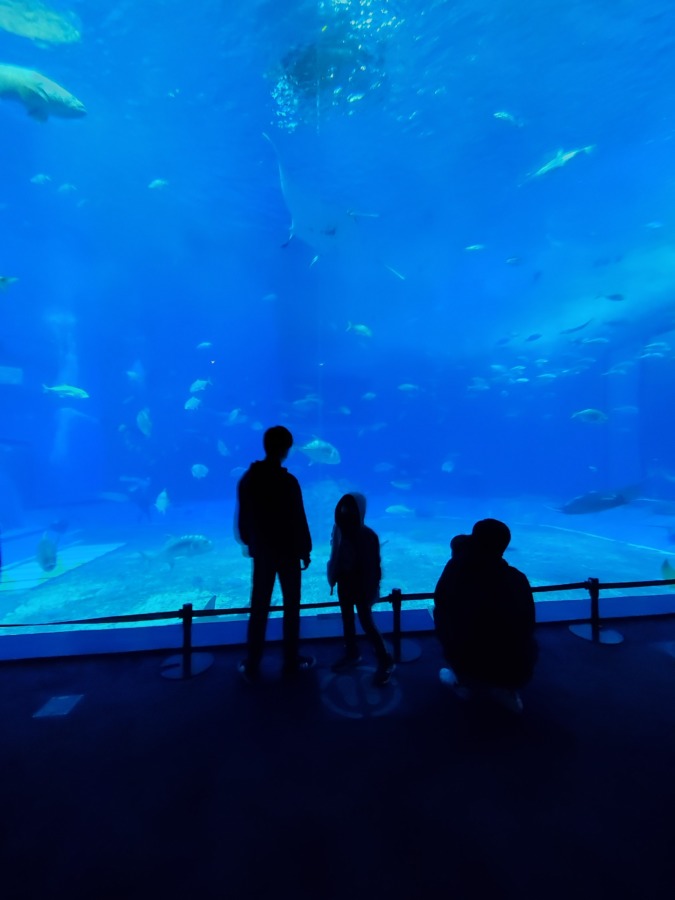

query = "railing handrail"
[[1, 577, 674, 631]]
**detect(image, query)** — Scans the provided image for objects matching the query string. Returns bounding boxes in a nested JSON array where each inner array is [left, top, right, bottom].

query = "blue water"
[[2, 1, 675, 626]]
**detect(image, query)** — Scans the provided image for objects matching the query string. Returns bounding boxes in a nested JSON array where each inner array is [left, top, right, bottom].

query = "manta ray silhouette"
[[262, 132, 392, 270]]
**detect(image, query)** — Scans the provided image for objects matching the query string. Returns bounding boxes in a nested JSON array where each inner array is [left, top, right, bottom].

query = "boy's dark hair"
[[263, 425, 294, 459], [471, 518, 511, 557]]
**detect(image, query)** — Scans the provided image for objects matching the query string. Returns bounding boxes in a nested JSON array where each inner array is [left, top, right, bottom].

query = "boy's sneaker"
[[488, 688, 524, 714], [440, 668, 471, 701], [331, 654, 362, 672], [439, 667, 459, 687], [237, 660, 260, 685], [373, 662, 395, 686], [282, 654, 316, 676]]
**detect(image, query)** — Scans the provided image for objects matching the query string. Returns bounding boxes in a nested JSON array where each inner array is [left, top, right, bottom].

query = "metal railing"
[[1, 576, 675, 676]]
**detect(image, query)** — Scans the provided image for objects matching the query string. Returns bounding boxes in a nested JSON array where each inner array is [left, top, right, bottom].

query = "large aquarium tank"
[[2, 0, 675, 638]]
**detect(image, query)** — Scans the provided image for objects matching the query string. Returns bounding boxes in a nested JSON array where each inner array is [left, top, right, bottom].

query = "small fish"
[[229, 466, 246, 478], [184, 397, 201, 411], [154, 489, 170, 514], [571, 408, 608, 424], [227, 408, 247, 425], [384, 265, 406, 281], [603, 363, 633, 376], [190, 378, 211, 393], [136, 407, 152, 437], [580, 337, 610, 345], [0, 276, 18, 291], [217, 440, 230, 456], [57, 183, 77, 194], [30, 173, 51, 184], [662, 560, 675, 582], [300, 438, 341, 465], [126, 360, 145, 384], [196, 341, 213, 350], [43, 383, 89, 399], [525, 333, 542, 342], [385, 505, 414, 516], [373, 462, 395, 473], [148, 178, 168, 189], [191, 463, 209, 479], [361, 392, 377, 401], [528, 144, 595, 179], [390, 480, 412, 490], [464, 244, 486, 251], [604, 293, 624, 301], [505, 257, 522, 265], [262, 293, 277, 301], [560, 318, 593, 334], [36, 532, 58, 572], [441, 458, 456, 473], [493, 110, 522, 126], [292, 394, 321, 413], [398, 383, 421, 393], [346, 322, 373, 338]]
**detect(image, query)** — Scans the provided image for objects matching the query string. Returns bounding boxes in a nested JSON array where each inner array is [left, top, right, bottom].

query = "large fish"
[[141, 534, 214, 569], [299, 438, 341, 465], [0, 64, 86, 121], [557, 491, 629, 514]]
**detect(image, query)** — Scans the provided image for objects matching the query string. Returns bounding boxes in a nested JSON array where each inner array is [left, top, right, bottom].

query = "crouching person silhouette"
[[434, 518, 537, 713], [327, 493, 395, 686]]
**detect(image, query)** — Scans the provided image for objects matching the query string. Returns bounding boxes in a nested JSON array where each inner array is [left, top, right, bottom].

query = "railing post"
[[160, 603, 214, 679], [391, 589, 402, 662], [568, 577, 623, 645], [386, 588, 422, 663], [587, 577, 600, 642], [182, 603, 193, 678]]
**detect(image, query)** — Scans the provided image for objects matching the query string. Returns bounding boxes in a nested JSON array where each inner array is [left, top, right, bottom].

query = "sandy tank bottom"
[[1, 490, 673, 635]]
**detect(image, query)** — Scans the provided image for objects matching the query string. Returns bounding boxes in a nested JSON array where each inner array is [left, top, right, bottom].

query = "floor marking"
[[33, 695, 83, 718]]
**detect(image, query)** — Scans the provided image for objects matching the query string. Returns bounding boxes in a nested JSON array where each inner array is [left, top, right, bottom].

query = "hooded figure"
[[327, 493, 394, 685]]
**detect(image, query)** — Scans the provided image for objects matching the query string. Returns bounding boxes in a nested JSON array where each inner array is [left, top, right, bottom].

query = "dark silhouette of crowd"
[[235, 426, 538, 711]]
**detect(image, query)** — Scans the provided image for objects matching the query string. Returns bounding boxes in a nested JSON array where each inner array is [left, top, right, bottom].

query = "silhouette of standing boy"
[[235, 426, 314, 682]]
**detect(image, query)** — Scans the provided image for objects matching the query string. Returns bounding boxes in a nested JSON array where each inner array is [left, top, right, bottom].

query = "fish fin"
[[27, 102, 49, 122]]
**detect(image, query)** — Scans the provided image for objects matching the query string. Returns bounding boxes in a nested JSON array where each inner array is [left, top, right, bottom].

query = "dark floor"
[[1, 618, 675, 900]]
